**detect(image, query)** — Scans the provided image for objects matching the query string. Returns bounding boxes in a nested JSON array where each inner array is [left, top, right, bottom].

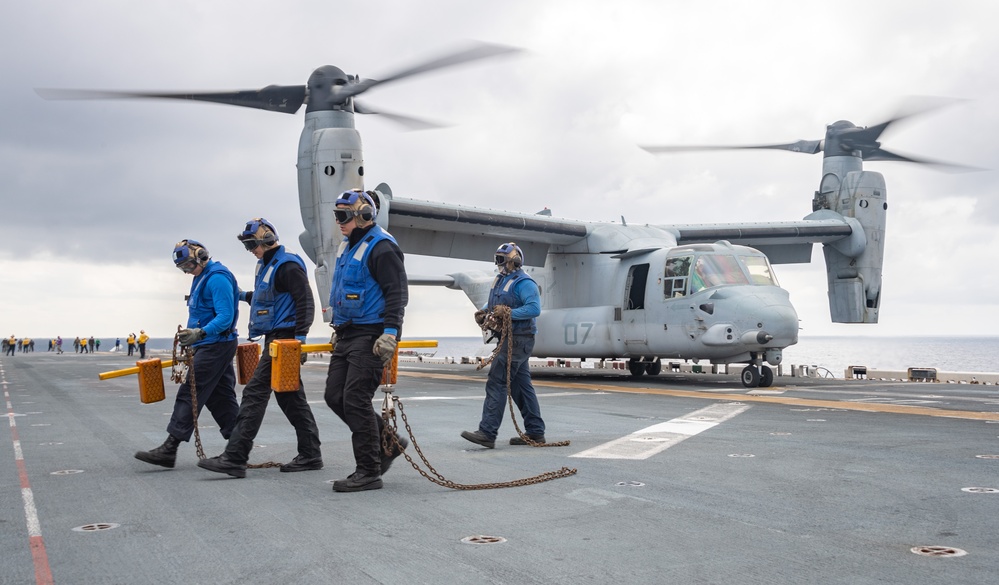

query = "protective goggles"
[[175, 256, 199, 273], [240, 238, 263, 251], [333, 207, 362, 225], [494, 254, 509, 265]]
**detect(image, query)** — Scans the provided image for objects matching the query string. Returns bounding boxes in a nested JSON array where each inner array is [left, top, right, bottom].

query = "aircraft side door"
[[622, 263, 649, 349]]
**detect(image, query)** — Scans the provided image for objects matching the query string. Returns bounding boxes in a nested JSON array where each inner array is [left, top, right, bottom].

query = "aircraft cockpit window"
[[690, 254, 750, 293], [742, 255, 779, 286], [664, 256, 691, 298]]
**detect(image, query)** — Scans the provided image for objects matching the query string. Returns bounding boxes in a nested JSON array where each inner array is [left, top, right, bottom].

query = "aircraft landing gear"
[[628, 359, 646, 377], [740, 366, 760, 388], [759, 365, 774, 387], [740, 363, 775, 388], [645, 359, 662, 376]]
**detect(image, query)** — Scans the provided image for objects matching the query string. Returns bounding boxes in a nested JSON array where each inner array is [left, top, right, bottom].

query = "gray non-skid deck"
[[2, 352, 997, 584]]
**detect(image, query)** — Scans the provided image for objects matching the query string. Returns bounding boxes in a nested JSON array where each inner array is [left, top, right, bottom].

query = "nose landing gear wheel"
[[740, 366, 760, 388], [759, 366, 774, 387]]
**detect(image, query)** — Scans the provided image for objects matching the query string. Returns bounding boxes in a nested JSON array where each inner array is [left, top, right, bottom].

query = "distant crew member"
[[6, 335, 15, 356], [198, 218, 322, 478], [127, 333, 136, 356], [138, 330, 149, 358], [115, 338, 121, 352], [462, 242, 548, 449], [135, 239, 241, 469], [324, 189, 409, 493]]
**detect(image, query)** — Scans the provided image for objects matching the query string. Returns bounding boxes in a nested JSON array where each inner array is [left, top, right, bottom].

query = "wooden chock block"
[[237, 343, 261, 385], [137, 359, 166, 404], [269, 339, 302, 392]]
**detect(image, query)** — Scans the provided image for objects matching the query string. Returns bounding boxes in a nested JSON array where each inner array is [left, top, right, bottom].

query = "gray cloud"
[[2, 0, 997, 338]]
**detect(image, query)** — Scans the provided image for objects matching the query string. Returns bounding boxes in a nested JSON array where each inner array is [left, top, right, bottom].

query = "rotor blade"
[[333, 41, 521, 102], [864, 147, 982, 172], [353, 100, 445, 131], [641, 139, 823, 155], [853, 96, 965, 143], [35, 85, 306, 114]]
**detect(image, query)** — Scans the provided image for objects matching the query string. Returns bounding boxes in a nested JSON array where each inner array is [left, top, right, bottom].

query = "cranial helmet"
[[494, 242, 524, 274], [333, 189, 377, 226], [237, 218, 279, 250], [173, 239, 209, 273]]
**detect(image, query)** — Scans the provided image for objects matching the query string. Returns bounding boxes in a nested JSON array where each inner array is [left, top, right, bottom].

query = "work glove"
[[238, 289, 251, 303], [372, 333, 398, 367], [329, 329, 338, 351], [474, 309, 488, 327], [296, 335, 308, 365], [484, 312, 504, 333], [177, 328, 205, 346]]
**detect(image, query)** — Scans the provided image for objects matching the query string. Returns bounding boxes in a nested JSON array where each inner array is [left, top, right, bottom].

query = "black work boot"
[[134, 435, 182, 468], [332, 471, 383, 492], [197, 455, 247, 478], [461, 430, 496, 449]]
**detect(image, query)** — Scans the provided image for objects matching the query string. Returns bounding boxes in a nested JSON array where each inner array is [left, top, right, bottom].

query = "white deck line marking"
[[571, 403, 751, 460]]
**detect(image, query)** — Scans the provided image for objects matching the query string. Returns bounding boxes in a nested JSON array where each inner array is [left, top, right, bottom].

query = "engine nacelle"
[[812, 169, 887, 323], [296, 112, 364, 321]]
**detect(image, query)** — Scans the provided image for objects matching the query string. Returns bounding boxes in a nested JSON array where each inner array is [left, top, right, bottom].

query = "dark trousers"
[[223, 335, 321, 465], [478, 334, 545, 439], [166, 339, 239, 442], [139, 343, 146, 359], [324, 334, 389, 476]]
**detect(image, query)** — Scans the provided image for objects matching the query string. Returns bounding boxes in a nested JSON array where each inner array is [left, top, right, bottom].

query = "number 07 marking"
[[565, 323, 593, 345]]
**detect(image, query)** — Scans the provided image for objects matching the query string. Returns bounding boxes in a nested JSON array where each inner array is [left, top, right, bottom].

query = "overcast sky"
[[2, 0, 997, 342]]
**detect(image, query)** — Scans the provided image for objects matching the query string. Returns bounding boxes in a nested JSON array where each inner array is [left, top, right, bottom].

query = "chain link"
[[375, 305, 576, 490], [171, 327, 280, 468], [381, 390, 576, 490], [171, 327, 205, 460]]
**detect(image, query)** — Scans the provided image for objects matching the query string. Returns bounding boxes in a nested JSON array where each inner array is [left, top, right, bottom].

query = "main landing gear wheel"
[[759, 366, 774, 388], [628, 359, 646, 377], [740, 366, 760, 388], [645, 360, 662, 376]]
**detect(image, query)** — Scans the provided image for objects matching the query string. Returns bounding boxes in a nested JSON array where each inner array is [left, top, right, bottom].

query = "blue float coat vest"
[[488, 271, 538, 335], [186, 260, 239, 346], [330, 226, 396, 327], [248, 246, 306, 338]]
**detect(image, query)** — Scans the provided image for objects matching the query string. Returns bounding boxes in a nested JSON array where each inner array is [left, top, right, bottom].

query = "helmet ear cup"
[[195, 245, 209, 264], [259, 229, 276, 247]]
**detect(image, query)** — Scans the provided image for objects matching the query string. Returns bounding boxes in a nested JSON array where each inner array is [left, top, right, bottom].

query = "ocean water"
[[79, 335, 999, 377]]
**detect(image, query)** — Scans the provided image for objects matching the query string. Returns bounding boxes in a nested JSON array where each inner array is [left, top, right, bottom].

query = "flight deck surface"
[[2, 352, 997, 584]]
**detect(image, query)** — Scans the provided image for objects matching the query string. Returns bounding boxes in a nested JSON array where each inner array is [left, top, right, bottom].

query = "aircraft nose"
[[744, 298, 799, 348], [699, 289, 799, 349]]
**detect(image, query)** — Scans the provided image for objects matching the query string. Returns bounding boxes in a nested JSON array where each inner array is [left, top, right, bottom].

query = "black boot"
[[135, 435, 181, 468]]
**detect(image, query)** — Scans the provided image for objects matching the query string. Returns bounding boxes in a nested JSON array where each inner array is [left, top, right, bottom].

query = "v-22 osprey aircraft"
[[37, 45, 961, 387]]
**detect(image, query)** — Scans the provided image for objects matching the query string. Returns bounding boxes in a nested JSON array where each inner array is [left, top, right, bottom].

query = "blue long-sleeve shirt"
[[190, 263, 237, 338], [482, 275, 541, 320]]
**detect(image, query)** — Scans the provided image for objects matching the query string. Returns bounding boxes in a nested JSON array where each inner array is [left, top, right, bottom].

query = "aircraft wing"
[[666, 214, 855, 264], [384, 196, 857, 266], [385, 197, 589, 266]]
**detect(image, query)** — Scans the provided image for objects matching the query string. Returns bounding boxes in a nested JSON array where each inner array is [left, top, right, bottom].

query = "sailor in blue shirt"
[[462, 242, 547, 449], [198, 219, 323, 478], [134, 240, 240, 469]]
